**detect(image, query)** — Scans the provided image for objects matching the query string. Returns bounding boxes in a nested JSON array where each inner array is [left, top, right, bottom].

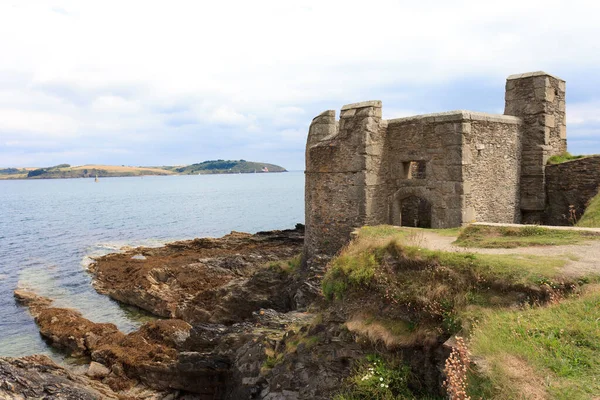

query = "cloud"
[[0, 0, 599, 169], [0, 109, 78, 136], [568, 101, 600, 125]]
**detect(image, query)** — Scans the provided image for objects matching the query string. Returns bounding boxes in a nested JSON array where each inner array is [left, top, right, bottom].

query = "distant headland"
[[0, 160, 287, 180]]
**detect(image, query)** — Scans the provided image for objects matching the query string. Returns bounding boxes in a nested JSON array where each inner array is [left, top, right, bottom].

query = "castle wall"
[[303, 71, 570, 264], [304, 101, 384, 259], [544, 156, 600, 225], [382, 113, 467, 228], [504, 72, 566, 221], [463, 114, 522, 223]]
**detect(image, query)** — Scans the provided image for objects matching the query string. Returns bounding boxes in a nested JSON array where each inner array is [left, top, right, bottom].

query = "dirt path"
[[408, 225, 600, 277]]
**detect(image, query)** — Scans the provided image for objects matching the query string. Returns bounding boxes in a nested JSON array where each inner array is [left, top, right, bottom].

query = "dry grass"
[[346, 314, 436, 348], [468, 285, 600, 399], [70, 165, 174, 174], [578, 190, 600, 228], [454, 225, 600, 248]]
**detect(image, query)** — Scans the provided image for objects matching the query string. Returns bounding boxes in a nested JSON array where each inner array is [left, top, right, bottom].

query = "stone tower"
[[504, 72, 567, 222]]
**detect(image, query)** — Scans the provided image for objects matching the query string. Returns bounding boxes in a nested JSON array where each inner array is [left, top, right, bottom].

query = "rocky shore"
[[4, 227, 374, 399]]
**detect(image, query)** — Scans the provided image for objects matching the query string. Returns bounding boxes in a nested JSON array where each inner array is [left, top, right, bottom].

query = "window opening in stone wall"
[[402, 161, 426, 179], [400, 196, 432, 228]]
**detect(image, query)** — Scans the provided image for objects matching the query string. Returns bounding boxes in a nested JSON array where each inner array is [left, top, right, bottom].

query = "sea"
[[0, 172, 304, 360]]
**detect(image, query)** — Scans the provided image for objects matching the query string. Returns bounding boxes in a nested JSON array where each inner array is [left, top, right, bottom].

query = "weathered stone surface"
[[504, 72, 566, 217], [86, 361, 110, 379], [303, 71, 571, 262], [0, 355, 121, 400], [89, 228, 303, 324], [544, 156, 600, 225]]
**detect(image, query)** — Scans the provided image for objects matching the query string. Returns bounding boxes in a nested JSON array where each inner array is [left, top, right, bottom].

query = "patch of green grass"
[[268, 254, 302, 273], [402, 245, 567, 286], [334, 354, 439, 400], [262, 352, 284, 370], [358, 225, 460, 239], [322, 250, 379, 300], [323, 227, 571, 302], [469, 286, 600, 399], [454, 224, 600, 248], [578, 191, 600, 228], [547, 152, 585, 165], [359, 225, 410, 239]]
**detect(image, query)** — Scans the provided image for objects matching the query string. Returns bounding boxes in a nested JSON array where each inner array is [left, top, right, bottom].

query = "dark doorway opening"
[[400, 196, 432, 228]]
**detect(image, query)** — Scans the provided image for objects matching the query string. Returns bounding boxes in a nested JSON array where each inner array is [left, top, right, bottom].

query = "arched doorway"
[[400, 196, 432, 228]]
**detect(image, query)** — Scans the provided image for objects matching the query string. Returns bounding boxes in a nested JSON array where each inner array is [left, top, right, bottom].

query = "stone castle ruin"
[[304, 71, 600, 260]]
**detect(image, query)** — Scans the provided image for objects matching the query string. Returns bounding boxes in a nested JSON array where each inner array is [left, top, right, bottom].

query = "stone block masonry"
[[304, 71, 597, 263], [504, 72, 567, 221], [545, 156, 600, 225]]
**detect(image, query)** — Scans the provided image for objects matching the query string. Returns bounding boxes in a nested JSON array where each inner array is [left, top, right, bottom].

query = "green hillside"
[[577, 191, 600, 227], [0, 160, 287, 180], [173, 160, 286, 174]]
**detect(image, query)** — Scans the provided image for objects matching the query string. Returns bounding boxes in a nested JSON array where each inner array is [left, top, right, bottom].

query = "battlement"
[[387, 110, 523, 125], [304, 71, 571, 262]]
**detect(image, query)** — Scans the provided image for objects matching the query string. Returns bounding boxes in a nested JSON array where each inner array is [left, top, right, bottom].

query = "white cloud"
[[91, 96, 142, 115], [0, 109, 78, 136], [0, 0, 600, 168], [568, 101, 600, 125]]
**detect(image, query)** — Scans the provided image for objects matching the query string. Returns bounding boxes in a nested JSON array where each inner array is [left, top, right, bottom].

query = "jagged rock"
[[89, 228, 304, 323], [0, 355, 120, 399], [86, 361, 110, 379]]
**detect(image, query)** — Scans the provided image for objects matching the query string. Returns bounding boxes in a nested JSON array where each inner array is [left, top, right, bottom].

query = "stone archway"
[[390, 187, 437, 228], [400, 195, 432, 228]]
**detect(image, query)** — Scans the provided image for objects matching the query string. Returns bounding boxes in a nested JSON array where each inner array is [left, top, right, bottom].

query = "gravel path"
[[405, 224, 600, 277]]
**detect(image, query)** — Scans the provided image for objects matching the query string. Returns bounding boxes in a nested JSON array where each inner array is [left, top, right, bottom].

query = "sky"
[[1, 0, 599, 171]]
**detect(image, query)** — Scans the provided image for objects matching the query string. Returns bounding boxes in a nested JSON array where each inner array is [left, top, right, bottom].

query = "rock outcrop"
[[0, 355, 121, 400], [89, 228, 304, 324], [13, 228, 437, 399]]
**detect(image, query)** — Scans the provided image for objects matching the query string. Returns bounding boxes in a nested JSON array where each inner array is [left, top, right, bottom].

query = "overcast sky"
[[1, 0, 599, 170]]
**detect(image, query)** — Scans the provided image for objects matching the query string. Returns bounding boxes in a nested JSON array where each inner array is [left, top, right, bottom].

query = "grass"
[[547, 152, 585, 165], [577, 191, 600, 228], [322, 227, 571, 301], [401, 246, 568, 285], [334, 354, 440, 400], [454, 224, 600, 248], [468, 285, 600, 399], [346, 315, 421, 348], [359, 225, 460, 239], [268, 254, 302, 274], [321, 225, 598, 399]]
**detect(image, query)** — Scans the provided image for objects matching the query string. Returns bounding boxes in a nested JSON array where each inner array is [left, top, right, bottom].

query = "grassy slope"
[[175, 160, 286, 174], [321, 225, 599, 399], [469, 286, 600, 399], [0, 160, 287, 179], [577, 191, 600, 228], [455, 224, 600, 248], [21, 165, 174, 179], [546, 152, 586, 165]]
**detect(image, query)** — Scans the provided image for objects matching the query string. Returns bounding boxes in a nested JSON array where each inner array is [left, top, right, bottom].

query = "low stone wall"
[[545, 156, 600, 225]]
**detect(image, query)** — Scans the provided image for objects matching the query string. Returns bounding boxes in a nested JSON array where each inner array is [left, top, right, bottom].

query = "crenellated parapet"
[[304, 101, 385, 261], [303, 72, 591, 265]]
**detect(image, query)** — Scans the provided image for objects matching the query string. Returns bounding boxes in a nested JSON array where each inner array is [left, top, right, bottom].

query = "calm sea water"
[[0, 172, 304, 359]]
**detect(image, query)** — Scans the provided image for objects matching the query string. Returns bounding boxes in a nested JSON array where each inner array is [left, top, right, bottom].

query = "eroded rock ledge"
[[10, 228, 370, 399], [88, 227, 305, 324]]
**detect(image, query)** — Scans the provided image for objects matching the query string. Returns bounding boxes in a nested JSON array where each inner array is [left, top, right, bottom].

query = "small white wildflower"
[[380, 383, 385, 388], [385, 384, 389, 388], [379, 377, 383, 381]]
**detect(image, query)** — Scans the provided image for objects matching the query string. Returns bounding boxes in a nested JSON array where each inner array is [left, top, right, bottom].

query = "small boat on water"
[[95, 174, 98, 182]]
